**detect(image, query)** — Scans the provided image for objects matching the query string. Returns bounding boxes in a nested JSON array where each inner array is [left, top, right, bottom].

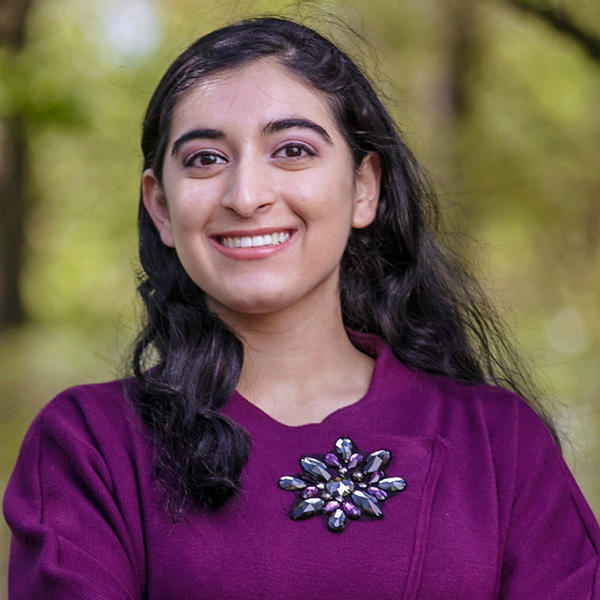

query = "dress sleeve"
[[500, 403, 600, 598], [3, 394, 144, 600]]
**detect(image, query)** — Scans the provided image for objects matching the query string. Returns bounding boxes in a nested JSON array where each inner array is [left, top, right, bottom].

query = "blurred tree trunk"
[[432, 0, 479, 225], [0, 0, 32, 329]]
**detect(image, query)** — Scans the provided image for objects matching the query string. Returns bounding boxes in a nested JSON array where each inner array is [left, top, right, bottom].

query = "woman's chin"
[[206, 291, 296, 320]]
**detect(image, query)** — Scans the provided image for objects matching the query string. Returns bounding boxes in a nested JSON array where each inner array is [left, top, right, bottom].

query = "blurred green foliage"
[[1, 0, 599, 594]]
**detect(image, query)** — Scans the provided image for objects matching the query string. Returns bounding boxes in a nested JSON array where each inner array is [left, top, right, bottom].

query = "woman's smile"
[[217, 230, 291, 249], [210, 228, 296, 259]]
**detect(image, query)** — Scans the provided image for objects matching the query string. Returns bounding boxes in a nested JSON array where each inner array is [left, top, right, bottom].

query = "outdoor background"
[[1, 0, 599, 594]]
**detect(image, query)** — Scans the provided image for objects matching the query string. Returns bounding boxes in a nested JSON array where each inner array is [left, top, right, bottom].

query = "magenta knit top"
[[4, 332, 600, 598]]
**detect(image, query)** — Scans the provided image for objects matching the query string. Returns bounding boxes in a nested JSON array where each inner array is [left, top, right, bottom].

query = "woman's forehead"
[[169, 58, 337, 135]]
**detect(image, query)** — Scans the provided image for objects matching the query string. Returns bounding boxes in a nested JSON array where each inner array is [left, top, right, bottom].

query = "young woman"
[[5, 17, 599, 599]]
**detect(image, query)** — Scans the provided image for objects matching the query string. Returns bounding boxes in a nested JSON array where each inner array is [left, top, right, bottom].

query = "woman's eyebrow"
[[263, 118, 332, 144], [171, 128, 223, 156], [170, 118, 332, 157]]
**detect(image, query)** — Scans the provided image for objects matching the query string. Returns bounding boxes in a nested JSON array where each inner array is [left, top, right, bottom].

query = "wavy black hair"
[[132, 16, 556, 518]]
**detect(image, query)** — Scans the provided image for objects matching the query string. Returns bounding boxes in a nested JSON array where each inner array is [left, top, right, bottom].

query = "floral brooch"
[[278, 437, 406, 533]]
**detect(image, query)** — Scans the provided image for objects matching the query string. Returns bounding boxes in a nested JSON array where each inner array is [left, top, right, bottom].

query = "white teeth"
[[219, 231, 290, 248]]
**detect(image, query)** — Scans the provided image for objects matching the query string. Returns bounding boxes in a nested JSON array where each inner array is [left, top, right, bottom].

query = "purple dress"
[[4, 332, 600, 598]]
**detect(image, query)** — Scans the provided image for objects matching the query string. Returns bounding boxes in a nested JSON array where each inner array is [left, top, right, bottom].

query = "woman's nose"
[[221, 156, 275, 217]]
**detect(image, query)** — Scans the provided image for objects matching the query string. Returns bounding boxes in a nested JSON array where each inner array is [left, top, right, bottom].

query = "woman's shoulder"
[[424, 369, 549, 432], [419, 368, 532, 416], [362, 331, 554, 447], [380, 348, 556, 449], [39, 376, 136, 416], [26, 377, 146, 455]]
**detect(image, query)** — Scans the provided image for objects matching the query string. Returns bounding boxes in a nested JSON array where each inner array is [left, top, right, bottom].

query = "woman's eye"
[[273, 144, 315, 159], [184, 151, 227, 168]]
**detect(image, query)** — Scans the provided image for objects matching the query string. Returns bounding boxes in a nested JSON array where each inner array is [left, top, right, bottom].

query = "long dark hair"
[[132, 17, 556, 518]]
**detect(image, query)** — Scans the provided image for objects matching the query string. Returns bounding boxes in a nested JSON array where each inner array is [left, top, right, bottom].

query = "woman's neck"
[[216, 301, 375, 426]]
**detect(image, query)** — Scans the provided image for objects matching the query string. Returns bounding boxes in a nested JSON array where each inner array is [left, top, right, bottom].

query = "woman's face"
[[143, 59, 380, 321]]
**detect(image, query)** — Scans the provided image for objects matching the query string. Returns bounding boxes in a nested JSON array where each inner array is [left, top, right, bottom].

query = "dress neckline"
[[224, 330, 391, 431]]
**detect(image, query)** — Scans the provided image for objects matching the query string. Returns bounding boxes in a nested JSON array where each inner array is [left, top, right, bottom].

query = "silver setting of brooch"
[[278, 437, 407, 533]]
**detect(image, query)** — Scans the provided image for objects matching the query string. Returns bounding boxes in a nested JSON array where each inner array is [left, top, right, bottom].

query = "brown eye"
[[274, 143, 315, 159], [184, 151, 227, 168]]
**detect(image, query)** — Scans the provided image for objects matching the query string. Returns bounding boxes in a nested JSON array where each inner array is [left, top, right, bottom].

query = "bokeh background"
[[1, 0, 599, 593]]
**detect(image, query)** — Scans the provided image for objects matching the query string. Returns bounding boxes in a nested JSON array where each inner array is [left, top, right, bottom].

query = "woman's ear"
[[141, 168, 175, 248], [352, 153, 381, 229]]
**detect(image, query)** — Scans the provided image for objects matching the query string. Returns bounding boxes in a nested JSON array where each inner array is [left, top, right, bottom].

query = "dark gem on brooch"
[[278, 437, 407, 533]]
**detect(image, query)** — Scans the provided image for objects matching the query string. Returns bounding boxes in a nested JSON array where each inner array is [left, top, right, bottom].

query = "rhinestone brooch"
[[278, 437, 407, 533]]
